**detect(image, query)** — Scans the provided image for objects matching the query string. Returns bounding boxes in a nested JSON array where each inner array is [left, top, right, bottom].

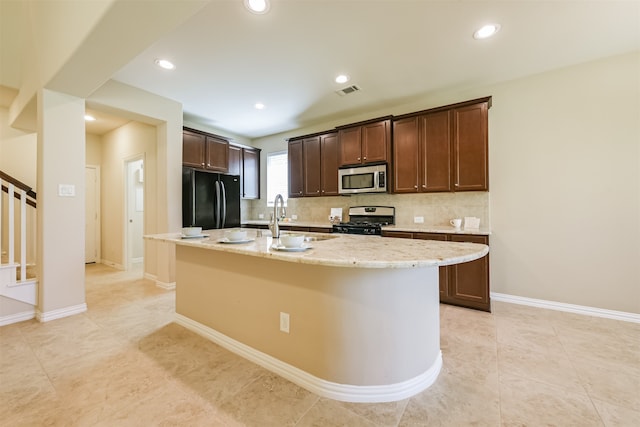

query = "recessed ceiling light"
[[244, 0, 270, 14], [255, 103, 265, 110], [84, 115, 96, 121], [335, 74, 350, 84], [154, 58, 175, 70], [473, 24, 501, 40]]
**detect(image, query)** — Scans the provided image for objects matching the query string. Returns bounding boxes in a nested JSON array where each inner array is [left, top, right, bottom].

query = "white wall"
[[487, 52, 639, 313], [252, 52, 640, 314]]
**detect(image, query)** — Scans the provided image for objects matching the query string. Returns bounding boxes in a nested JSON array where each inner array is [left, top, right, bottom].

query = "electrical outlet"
[[414, 216, 424, 223], [291, 214, 298, 220], [258, 213, 264, 219], [280, 312, 290, 333]]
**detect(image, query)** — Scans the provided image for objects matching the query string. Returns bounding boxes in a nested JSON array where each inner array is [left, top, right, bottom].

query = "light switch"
[[58, 184, 75, 197]]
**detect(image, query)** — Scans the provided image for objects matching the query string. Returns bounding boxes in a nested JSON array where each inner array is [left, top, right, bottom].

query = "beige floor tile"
[[2, 264, 638, 426], [497, 342, 584, 393], [593, 398, 640, 427], [499, 373, 604, 426], [296, 398, 380, 427], [219, 372, 320, 426], [398, 368, 500, 426]]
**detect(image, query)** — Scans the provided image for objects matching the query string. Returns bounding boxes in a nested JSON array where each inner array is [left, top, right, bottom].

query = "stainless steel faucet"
[[271, 194, 286, 238]]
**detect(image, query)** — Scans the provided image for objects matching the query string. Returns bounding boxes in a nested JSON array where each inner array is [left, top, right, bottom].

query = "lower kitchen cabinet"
[[382, 230, 490, 312]]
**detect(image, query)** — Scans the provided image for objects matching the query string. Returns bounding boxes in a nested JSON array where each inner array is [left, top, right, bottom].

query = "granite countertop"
[[242, 220, 491, 235], [145, 229, 489, 269]]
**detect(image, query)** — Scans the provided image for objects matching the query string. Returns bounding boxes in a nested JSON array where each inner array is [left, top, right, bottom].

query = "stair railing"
[[0, 170, 37, 283]]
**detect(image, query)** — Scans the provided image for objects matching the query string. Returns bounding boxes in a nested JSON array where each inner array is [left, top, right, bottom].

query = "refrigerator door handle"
[[191, 170, 196, 226], [220, 181, 227, 229], [214, 180, 221, 229]]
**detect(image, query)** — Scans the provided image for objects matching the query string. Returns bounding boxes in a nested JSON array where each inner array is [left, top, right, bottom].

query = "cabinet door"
[[320, 133, 339, 195], [228, 145, 241, 176], [414, 233, 450, 300], [303, 137, 321, 196], [242, 148, 260, 199], [362, 120, 389, 163], [420, 110, 452, 192], [453, 102, 488, 191], [449, 234, 490, 311], [288, 140, 304, 198], [183, 130, 206, 168], [393, 117, 420, 193], [338, 127, 362, 166], [205, 136, 229, 172]]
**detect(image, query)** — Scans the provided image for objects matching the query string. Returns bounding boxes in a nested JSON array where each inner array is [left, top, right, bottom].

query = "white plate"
[[181, 234, 209, 239], [217, 238, 254, 244], [271, 244, 312, 252]]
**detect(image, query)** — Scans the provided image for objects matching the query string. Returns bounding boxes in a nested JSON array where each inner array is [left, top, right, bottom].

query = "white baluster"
[[8, 183, 15, 264], [20, 189, 27, 281]]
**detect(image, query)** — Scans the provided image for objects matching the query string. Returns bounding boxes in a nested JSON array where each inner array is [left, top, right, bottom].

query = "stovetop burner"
[[332, 206, 395, 235]]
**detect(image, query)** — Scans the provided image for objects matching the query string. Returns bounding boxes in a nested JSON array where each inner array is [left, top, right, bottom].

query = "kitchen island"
[[145, 230, 488, 402]]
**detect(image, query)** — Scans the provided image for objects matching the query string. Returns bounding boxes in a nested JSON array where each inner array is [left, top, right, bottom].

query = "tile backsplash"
[[244, 192, 489, 228]]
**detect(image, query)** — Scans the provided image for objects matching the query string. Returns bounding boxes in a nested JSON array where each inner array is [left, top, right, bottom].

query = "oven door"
[[338, 164, 387, 194]]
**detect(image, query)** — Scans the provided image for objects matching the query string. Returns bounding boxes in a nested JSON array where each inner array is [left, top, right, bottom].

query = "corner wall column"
[[36, 89, 87, 321]]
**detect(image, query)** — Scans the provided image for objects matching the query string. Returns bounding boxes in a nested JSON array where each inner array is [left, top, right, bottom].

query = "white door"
[[126, 158, 144, 269], [85, 166, 99, 263]]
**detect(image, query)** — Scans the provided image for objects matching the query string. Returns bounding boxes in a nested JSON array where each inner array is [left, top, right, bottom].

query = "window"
[[267, 150, 288, 206]]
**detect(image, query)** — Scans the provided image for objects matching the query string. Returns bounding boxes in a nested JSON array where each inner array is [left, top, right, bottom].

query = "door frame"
[[123, 154, 145, 271], [85, 165, 101, 264]]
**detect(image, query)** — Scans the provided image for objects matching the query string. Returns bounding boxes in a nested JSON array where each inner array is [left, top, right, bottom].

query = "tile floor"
[[1, 263, 639, 426]]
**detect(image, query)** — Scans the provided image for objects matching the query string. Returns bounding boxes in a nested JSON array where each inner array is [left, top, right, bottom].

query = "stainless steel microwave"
[[338, 164, 387, 194]]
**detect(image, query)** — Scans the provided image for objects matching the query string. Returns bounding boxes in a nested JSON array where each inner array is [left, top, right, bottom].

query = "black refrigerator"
[[182, 167, 241, 229]]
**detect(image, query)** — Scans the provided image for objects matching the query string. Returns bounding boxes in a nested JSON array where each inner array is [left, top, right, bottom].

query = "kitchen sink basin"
[[303, 234, 338, 242]]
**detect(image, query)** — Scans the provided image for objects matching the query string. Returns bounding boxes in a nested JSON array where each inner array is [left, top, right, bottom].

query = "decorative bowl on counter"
[[182, 226, 203, 236], [226, 229, 248, 242], [279, 234, 305, 248]]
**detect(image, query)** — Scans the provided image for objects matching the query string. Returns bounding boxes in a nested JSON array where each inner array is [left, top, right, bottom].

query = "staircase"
[[1, 171, 37, 305]]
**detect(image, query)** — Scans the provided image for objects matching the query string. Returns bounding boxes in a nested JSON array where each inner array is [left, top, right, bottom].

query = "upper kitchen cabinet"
[[289, 131, 339, 197], [452, 100, 489, 191], [393, 110, 452, 193], [288, 139, 304, 198], [338, 118, 391, 166], [319, 132, 339, 195], [392, 97, 490, 193], [182, 128, 229, 173], [242, 147, 260, 199], [228, 144, 241, 176]]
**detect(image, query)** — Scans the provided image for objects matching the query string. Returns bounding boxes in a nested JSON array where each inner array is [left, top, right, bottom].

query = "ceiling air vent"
[[336, 84, 361, 96]]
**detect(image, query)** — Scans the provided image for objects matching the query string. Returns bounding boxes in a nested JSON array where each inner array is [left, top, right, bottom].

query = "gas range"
[[332, 206, 395, 236]]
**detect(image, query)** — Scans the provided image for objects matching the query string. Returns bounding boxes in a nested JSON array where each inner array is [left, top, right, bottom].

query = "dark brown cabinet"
[[184, 128, 260, 199], [242, 147, 260, 199], [452, 101, 489, 191], [182, 128, 229, 173], [381, 230, 490, 311], [288, 139, 304, 198], [392, 97, 490, 193], [289, 132, 339, 198], [338, 119, 391, 166]]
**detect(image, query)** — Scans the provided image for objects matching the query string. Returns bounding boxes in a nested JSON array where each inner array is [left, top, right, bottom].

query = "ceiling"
[[3, 1, 639, 138]]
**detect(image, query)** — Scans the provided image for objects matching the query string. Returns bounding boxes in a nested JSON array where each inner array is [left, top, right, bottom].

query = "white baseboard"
[[36, 303, 87, 323], [0, 309, 36, 326], [100, 260, 125, 270], [155, 280, 175, 290], [491, 292, 640, 324], [174, 313, 442, 403]]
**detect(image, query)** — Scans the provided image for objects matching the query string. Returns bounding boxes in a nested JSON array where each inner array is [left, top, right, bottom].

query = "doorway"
[[125, 156, 144, 271], [85, 165, 100, 264]]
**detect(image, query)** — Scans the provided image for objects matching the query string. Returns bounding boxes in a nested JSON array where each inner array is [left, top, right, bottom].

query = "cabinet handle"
[[201, 162, 205, 166], [207, 163, 211, 167], [422, 184, 426, 188], [414, 185, 418, 189], [357, 157, 361, 161], [363, 156, 367, 160]]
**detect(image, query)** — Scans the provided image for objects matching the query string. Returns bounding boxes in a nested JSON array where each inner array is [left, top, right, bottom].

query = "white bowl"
[[226, 229, 247, 241], [280, 234, 305, 248], [182, 226, 202, 236]]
